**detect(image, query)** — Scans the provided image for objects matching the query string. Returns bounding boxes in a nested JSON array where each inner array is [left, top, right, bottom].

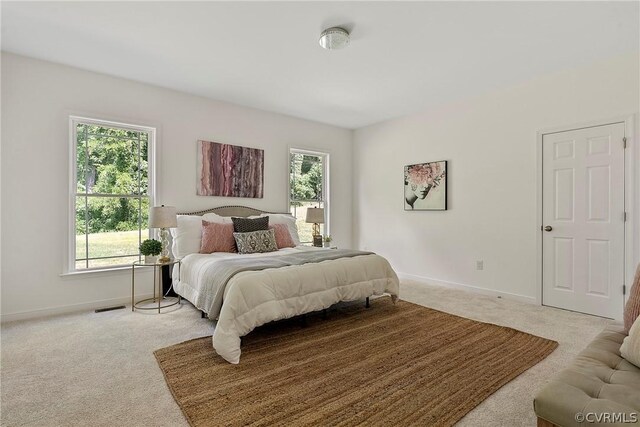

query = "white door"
[[542, 123, 625, 319]]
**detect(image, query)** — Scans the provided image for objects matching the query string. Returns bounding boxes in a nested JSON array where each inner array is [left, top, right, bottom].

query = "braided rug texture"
[[155, 298, 558, 427]]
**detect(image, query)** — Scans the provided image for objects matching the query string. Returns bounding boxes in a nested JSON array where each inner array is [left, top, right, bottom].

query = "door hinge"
[[623, 137, 627, 149], [623, 284, 627, 295], [624, 211, 628, 222]]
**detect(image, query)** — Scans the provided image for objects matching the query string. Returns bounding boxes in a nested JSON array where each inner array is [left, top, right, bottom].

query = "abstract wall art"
[[404, 160, 447, 210], [197, 140, 264, 198]]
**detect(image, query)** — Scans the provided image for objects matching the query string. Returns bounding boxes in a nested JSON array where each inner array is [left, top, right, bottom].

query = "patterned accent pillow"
[[200, 221, 236, 253], [624, 263, 640, 333], [234, 229, 278, 254], [231, 216, 269, 233], [270, 224, 295, 249]]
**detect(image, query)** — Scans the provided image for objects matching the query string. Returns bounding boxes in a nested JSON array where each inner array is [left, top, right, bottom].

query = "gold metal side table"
[[131, 259, 181, 313]]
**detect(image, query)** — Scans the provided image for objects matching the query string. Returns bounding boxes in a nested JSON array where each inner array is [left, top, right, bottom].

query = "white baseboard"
[[4, 274, 536, 322], [398, 272, 537, 305], [0, 293, 154, 323]]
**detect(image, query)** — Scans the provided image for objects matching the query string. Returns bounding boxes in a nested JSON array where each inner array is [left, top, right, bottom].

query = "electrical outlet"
[[476, 260, 484, 271]]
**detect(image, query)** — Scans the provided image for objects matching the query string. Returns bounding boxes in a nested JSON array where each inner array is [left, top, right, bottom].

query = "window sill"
[[60, 265, 150, 278]]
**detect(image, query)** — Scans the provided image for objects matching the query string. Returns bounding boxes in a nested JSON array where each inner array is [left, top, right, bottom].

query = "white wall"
[[1, 53, 353, 320], [353, 53, 639, 303], [3, 50, 638, 320]]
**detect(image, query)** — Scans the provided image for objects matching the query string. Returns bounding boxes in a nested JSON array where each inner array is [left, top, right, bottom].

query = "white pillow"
[[202, 212, 232, 224], [171, 213, 229, 258], [258, 213, 300, 246], [621, 317, 640, 368]]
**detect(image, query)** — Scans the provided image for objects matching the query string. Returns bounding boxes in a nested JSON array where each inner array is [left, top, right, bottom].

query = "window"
[[70, 117, 154, 272], [289, 149, 329, 244]]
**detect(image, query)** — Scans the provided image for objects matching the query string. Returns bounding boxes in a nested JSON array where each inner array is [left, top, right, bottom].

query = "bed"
[[170, 205, 400, 364]]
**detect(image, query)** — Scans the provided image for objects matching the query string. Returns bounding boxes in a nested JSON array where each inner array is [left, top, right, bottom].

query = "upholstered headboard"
[[171, 205, 295, 258], [177, 205, 289, 218]]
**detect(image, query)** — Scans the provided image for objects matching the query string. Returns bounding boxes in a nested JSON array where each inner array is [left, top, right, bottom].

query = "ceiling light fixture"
[[319, 27, 350, 50]]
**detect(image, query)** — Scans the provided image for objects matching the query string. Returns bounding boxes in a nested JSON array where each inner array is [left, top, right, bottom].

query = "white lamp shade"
[[305, 207, 325, 224], [149, 206, 177, 228]]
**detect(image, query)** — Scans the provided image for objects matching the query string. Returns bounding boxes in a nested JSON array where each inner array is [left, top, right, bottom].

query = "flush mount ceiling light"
[[319, 27, 350, 50]]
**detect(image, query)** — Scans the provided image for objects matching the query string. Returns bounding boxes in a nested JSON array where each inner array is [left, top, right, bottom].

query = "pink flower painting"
[[404, 161, 447, 210]]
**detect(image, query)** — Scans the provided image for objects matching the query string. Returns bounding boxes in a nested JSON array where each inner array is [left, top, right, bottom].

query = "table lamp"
[[149, 205, 177, 263], [305, 207, 324, 247]]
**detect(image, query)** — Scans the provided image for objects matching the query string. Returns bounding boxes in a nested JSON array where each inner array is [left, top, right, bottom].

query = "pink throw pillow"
[[200, 221, 236, 253], [270, 224, 295, 249], [624, 263, 640, 334]]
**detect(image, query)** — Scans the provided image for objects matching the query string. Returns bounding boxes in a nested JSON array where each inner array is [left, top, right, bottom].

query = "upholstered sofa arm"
[[534, 324, 640, 427]]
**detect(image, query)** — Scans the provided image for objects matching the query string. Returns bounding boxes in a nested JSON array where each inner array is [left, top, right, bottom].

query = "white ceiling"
[[2, 1, 638, 129]]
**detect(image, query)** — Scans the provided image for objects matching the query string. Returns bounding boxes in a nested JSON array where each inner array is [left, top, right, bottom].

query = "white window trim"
[[288, 147, 330, 240], [65, 116, 156, 274]]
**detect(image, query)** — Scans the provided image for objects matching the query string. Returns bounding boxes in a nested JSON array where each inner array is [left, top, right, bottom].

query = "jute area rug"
[[154, 298, 558, 426]]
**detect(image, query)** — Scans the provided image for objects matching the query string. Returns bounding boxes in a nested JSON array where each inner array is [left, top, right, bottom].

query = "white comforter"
[[172, 247, 399, 364]]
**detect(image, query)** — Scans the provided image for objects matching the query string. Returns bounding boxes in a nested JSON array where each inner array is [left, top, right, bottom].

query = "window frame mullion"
[[137, 132, 142, 263], [84, 125, 89, 270], [288, 148, 330, 244], [69, 116, 155, 273]]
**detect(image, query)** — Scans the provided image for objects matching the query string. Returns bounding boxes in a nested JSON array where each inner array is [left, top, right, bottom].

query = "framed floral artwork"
[[404, 161, 447, 210]]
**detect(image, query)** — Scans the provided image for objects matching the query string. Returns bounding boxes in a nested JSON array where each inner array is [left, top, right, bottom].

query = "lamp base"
[[159, 227, 171, 263], [313, 235, 323, 247]]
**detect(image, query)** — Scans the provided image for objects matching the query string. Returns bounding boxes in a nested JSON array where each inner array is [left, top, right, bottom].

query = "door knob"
[[544, 226, 553, 232]]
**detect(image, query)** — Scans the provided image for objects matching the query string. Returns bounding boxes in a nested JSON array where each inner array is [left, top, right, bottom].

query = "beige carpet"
[[155, 298, 558, 427], [1, 281, 611, 426]]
